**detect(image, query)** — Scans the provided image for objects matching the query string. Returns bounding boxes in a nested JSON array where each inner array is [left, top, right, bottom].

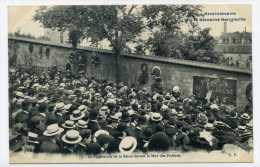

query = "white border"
[[1, 0, 260, 167]]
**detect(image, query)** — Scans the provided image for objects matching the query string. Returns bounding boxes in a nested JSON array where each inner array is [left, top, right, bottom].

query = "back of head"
[[148, 132, 170, 151]]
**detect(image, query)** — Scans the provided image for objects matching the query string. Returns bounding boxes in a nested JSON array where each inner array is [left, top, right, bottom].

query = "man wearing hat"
[[240, 113, 251, 126], [149, 112, 164, 133], [39, 124, 64, 153], [148, 131, 170, 151], [79, 129, 92, 146], [24, 132, 40, 153], [28, 114, 46, 135], [54, 102, 66, 124], [119, 136, 138, 154], [13, 100, 31, 124], [87, 108, 100, 134], [174, 120, 192, 151], [61, 130, 82, 154], [85, 142, 102, 155], [172, 86, 182, 102], [62, 120, 76, 130], [212, 121, 238, 148]]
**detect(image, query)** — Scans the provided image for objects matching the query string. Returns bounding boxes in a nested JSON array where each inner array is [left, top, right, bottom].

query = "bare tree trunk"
[[115, 51, 120, 87]]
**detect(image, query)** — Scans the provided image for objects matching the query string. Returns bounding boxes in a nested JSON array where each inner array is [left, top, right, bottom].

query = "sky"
[[8, 5, 251, 38]]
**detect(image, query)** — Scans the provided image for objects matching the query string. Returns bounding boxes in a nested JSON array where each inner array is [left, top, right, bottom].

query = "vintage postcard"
[[8, 4, 253, 163]]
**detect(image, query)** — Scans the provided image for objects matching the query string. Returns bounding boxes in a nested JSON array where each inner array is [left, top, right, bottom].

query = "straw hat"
[[15, 91, 25, 98], [43, 124, 64, 136], [119, 136, 137, 154], [38, 97, 48, 104], [79, 87, 86, 92], [62, 120, 76, 129], [106, 98, 116, 105], [210, 104, 219, 111], [172, 86, 180, 93], [64, 104, 72, 110], [78, 105, 88, 113], [204, 123, 214, 131], [55, 102, 65, 110], [237, 125, 247, 133], [59, 83, 66, 87], [150, 112, 163, 122], [27, 132, 39, 144], [246, 120, 253, 130], [241, 113, 250, 120], [61, 130, 82, 144], [160, 104, 168, 111], [70, 110, 85, 121], [76, 120, 88, 129], [177, 112, 186, 119], [94, 129, 110, 139], [109, 115, 120, 122]]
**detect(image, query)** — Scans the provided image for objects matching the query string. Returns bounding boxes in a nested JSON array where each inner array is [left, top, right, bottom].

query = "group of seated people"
[[9, 66, 253, 155]]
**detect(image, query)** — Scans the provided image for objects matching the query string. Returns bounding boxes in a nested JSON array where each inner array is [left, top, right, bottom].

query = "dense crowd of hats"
[[9, 67, 253, 155]]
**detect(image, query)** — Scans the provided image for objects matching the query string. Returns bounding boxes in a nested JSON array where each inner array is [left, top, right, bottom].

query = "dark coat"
[[39, 139, 61, 153]]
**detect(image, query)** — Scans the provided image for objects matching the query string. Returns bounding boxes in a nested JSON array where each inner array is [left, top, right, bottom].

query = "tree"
[[142, 5, 222, 63], [142, 5, 202, 32], [34, 5, 144, 84], [183, 28, 220, 63], [142, 5, 202, 57]]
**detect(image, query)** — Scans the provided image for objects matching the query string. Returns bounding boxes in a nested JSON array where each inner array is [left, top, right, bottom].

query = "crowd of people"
[[9, 66, 253, 155]]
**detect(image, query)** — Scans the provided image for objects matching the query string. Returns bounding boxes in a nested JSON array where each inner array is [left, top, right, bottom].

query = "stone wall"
[[8, 36, 252, 108]]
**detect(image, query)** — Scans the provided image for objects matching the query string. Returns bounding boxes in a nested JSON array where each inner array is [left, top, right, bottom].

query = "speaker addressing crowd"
[[9, 65, 253, 155]]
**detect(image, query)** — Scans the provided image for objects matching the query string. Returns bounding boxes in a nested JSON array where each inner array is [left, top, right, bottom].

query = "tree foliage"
[[34, 5, 144, 83], [34, 5, 143, 53], [142, 5, 221, 63], [33, 5, 222, 76]]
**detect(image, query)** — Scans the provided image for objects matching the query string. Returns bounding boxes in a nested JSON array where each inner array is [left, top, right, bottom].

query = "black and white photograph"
[[7, 4, 254, 163]]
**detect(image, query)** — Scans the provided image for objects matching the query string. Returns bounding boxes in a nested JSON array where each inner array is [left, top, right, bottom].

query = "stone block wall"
[[8, 36, 252, 108]]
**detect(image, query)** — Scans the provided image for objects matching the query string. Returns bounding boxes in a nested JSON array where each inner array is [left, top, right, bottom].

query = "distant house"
[[216, 31, 252, 54], [44, 29, 69, 44], [215, 22, 252, 69]]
